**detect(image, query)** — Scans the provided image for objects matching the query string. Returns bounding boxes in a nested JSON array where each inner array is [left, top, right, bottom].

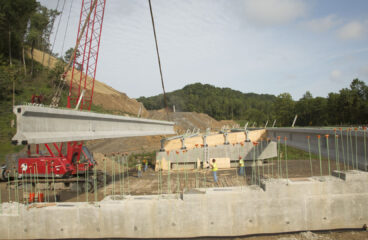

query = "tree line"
[[138, 79, 368, 127]]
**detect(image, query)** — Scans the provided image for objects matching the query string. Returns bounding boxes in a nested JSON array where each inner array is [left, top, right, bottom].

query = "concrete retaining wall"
[[1, 170, 367, 239], [156, 140, 277, 170], [267, 128, 368, 170]]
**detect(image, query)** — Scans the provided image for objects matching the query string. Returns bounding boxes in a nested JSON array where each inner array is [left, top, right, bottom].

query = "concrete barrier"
[[0, 170, 367, 239]]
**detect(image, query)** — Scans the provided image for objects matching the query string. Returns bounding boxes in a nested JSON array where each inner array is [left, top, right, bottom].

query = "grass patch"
[[278, 144, 324, 160]]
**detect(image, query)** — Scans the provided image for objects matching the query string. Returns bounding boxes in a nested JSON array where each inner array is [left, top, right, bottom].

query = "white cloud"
[[330, 70, 343, 82], [304, 15, 341, 32], [359, 65, 368, 78], [243, 0, 307, 26], [337, 21, 366, 40]]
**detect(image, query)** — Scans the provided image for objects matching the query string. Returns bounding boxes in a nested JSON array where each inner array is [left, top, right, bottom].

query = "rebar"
[[21, 170, 25, 204], [112, 155, 115, 196], [104, 158, 107, 198], [349, 128, 354, 169], [52, 166, 56, 203], [94, 164, 97, 202], [0, 172, 2, 212], [14, 170, 19, 204], [126, 155, 130, 195], [284, 137, 288, 180], [8, 170, 11, 202], [277, 137, 281, 178], [176, 152, 180, 193], [157, 159, 161, 195], [261, 140, 265, 177], [271, 157, 274, 178], [121, 156, 125, 196], [335, 134, 340, 177], [325, 135, 331, 176], [252, 144, 256, 184], [35, 163, 39, 196], [346, 129, 350, 170], [118, 156, 123, 196], [355, 128, 358, 169], [45, 162, 49, 202], [167, 160, 171, 194], [317, 135, 322, 176], [256, 144, 260, 186], [85, 165, 88, 202], [76, 161, 79, 202], [364, 127, 367, 171], [307, 136, 313, 176], [340, 128, 346, 170]]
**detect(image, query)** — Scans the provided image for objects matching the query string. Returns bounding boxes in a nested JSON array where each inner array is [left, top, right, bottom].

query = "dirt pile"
[[87, 135, 165, 155], [149, 110, 236, 132], [30, 49, 149, 117]]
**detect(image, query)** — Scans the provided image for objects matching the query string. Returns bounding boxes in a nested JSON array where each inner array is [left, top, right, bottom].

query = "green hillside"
[[138, 83, 276, 122], [138, 81, 368, 127]]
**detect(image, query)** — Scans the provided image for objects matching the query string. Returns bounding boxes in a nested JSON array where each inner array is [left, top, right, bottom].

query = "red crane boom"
[[68, 0, 106, 110]]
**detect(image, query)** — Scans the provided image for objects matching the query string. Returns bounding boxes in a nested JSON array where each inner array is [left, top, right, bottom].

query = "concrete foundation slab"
[[0, 171, 367, 239]]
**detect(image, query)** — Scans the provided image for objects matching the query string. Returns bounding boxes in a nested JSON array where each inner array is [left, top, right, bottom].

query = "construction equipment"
[[1, 0, 107, 193]]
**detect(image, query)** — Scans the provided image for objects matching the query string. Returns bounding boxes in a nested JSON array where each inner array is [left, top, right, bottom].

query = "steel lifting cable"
[[48, 0, 67, 69], [61, 0, 74, 58], [148, 0, 169, 120], [41, 0, 61, 66]]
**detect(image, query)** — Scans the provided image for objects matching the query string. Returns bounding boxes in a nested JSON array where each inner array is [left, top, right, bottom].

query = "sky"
[[39, 0, 368, 100]]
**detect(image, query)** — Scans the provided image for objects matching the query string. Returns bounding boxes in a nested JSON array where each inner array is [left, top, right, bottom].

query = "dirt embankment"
[[86, 135, 164, 155], [30, 48, 149, 117], [149, 109, 237, 132]]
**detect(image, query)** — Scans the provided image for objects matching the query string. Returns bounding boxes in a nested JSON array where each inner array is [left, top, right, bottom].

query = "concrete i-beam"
[[12, 105, 175, 145]]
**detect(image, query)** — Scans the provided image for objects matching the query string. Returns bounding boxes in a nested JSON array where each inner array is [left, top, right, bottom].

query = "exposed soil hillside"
[[148, 109, 236, 132], [86, 135, 164, 155], [30, 48, 149, 117]]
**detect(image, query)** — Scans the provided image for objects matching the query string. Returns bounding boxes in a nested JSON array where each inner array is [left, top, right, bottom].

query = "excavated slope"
[[30, 48, 149, 117]]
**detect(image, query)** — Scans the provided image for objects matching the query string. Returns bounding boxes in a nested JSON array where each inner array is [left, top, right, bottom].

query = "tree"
[[0, 0, 37, 64], [296, 91, 313, 126], [349, 79, 368, 123], [64, 47, 82, 63], [272, 93, 295, 127], [26, 3, 58, 76]]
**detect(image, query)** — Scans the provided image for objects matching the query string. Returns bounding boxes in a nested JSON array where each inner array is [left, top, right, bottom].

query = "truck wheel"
[[83, 181, 93, 193], [0, 168, 9, 181]]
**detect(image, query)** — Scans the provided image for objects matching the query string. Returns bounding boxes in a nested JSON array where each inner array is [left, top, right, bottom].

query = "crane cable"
[[148, 0, 169, 120], [49, 0, 67, 67], [41, 0, 61, 67], [60, 0, 74, 58], [48, 0, 73, 105]]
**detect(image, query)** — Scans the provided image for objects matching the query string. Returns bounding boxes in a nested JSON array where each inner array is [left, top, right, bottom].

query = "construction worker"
[[136, 160, 142, 178], [239, 157, 245, 176], [144, 159, 148, 172], [210, 159, 218, 183]]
